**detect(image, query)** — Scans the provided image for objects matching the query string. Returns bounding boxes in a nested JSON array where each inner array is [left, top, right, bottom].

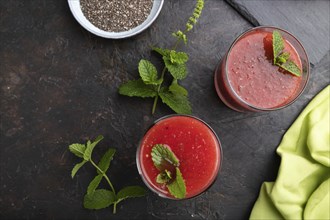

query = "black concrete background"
[[0, 0, 329, 219]]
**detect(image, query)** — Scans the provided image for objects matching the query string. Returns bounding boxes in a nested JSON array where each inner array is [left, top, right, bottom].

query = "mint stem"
[[90, 159, 117, 214], [151, 38, 183, 114], [90, 159, 116, 194], [113, 202, 117, 214], [152, 66, 166, 114]]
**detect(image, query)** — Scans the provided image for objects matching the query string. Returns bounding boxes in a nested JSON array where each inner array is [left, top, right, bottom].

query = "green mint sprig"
[[151, 144, 186, 199], [119, 0, 205, 114], [69, 135, 146, 214], [272, 30, 301, 76]]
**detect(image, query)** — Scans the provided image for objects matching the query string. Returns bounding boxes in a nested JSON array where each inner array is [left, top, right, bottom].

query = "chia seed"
[[81, 0, 154, 32]]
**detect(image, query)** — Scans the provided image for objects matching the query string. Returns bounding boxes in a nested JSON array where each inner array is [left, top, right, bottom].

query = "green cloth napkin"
[[250, 85, 330, 220]]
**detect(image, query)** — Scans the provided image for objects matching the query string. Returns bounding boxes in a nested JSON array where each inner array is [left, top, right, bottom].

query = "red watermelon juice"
[[137, 115, 222, 199], [214, 26, 309, 112]]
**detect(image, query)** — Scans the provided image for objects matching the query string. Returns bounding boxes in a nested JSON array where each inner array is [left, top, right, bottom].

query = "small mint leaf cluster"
[[69, 136, 146, 214], [119, 0, 205, 114], [272, 30, 301, 76], [151, 144, 186, 199]]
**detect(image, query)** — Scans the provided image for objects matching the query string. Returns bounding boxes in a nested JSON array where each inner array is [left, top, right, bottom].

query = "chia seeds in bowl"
[[68, 0, 164, 39]]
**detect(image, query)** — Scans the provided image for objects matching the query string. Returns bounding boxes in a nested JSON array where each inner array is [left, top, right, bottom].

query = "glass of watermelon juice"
[[136, 115, 222, 199], [214, 26, 309, 112]]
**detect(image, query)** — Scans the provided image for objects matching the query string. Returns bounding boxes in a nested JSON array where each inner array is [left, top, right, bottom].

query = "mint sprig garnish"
[[151, 144, 186, 199], [119, 0, 205, 114], [69, 136, 146, 214], [272, 30, 301, 76]]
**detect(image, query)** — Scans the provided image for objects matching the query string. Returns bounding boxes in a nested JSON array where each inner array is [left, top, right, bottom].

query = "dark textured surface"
[[0, 0, 329, 219], [226, 0, 330, 65]]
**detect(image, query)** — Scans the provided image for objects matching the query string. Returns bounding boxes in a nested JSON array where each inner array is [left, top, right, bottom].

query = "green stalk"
[[113, 202, 117, 214], [90, 159, 118, 214], [151, 39, 182, 114], [90, 159, 116, 194], [152, 66, 167, 114]]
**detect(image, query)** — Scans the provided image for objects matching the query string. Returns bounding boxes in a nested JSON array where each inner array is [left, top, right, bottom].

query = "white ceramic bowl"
[[68, 0, 164, 39]]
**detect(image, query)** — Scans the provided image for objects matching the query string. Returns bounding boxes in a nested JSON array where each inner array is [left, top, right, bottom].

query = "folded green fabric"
[[250, 85, 330, 220]]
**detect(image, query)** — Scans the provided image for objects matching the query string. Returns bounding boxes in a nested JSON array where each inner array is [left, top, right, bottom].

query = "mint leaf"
[[279, 61, 301, 76], [87, 174, 103, 194], [119, 79, 157, 98], [152, 47, 170, 57], [71, 160, 87, 178], [163, 57, 187, 80], [83, 135, 104, 161], [156, 170, 172, 184], [273, 30, 284, 64], [167, 167, 186, 199], [69, 143, 86, 158], [159, 89, 192, 114], [84, 189, 115, 210], [97, 148, 116, 174], [151, 144, 180, 170], [138, 59, 162, 85], [169, 80, 188, 96], [169, 50, 189, 64], [116, 186, 146, 203]]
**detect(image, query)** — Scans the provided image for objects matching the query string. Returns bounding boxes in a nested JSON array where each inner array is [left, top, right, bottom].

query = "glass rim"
[[136, 114, 223, 200], [223, 26, 310, 111]]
